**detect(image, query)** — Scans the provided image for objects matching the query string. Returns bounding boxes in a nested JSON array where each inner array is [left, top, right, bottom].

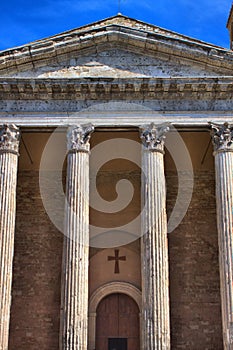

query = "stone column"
[[60, 124, 94, 350], [140, 123, 170, 350], [0, 125, 20, 350], [210, 122, 233, 349]]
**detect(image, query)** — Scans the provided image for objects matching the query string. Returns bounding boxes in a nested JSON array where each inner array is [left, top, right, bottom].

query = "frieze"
[[0, 77, 232, 101]]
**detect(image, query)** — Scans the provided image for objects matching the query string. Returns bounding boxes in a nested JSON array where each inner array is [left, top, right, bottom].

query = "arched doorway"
[[96, 293, 140, 350], [88, 282, 141, 350]]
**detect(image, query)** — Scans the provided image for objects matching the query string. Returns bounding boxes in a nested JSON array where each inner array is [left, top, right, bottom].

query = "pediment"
[[2, 48, 231, 78], [1, 14, 233, 77]]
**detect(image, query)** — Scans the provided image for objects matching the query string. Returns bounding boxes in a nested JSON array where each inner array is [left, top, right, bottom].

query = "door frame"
[[88, 282, 142, 350]]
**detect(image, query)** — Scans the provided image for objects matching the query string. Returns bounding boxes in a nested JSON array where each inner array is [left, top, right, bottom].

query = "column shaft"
[[60, 124, 93, 350], [210, 122, 233, 349], [140, 123, 170, 350], [0, 125, 20, 350]]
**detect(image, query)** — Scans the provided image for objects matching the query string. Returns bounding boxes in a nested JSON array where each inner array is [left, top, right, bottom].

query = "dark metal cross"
[[108, 249, 126, 274]]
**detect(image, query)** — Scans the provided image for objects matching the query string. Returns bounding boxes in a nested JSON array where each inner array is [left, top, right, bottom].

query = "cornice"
[[0, 77, 232, 100], [0, 110, 232, 128], [0, 24, 233, 75]]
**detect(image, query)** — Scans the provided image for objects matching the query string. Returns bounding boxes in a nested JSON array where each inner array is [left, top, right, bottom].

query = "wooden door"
[[96, 293, 140, 350]]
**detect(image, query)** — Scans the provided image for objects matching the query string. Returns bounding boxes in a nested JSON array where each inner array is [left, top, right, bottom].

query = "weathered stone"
[[3, 48, 231, 79], [210, 122, 233, 350], [140, 123, 170, 350], [0, 124, 20, 350], [60, 124, 94, 350]]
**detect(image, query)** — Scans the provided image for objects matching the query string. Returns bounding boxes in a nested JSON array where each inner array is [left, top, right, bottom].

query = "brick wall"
[[9, 171, 63, 350], [167, 170, 223, 349]]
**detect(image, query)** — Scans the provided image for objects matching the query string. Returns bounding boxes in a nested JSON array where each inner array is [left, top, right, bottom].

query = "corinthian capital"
[[67, 124, 94, 152], [0, 124, 20, 154], [209, 122, 233, 153], [140, 123, 170, 153]]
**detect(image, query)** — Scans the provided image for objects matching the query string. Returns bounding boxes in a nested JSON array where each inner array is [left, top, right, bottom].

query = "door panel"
[[96, 293, 140, 350]]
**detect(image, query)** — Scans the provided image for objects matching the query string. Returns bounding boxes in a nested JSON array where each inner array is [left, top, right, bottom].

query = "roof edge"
[[0, 13, 229, 55]]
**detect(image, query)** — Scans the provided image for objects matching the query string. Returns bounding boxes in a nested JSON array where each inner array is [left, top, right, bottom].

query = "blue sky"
[[0, 0, 232, 51]]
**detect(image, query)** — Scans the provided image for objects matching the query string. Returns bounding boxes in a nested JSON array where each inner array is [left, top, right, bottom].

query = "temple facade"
[[0, 7, 233, 350]]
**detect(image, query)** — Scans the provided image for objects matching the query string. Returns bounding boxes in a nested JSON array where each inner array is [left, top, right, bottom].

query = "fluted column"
[[60, 124, 94, 350], [140, 123, 170, 350], [210, 122, 233, 349], [0, 125, 20, 350]]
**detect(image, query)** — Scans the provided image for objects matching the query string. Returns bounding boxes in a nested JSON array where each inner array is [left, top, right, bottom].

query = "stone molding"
[[67, 124, 94, 153], [89, 282, 142, 313], [0, 124, 20, 155], [210, 122, 233, 153], [140, 122, 169, 153], [0, 111, 232, 128], [0, 77, 233, 101], [0, 21, 232, 74]]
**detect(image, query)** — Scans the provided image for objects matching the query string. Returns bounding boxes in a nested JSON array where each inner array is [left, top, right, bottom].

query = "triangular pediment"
[[4, 47, 230, 78], [0, 14, 233, 77]]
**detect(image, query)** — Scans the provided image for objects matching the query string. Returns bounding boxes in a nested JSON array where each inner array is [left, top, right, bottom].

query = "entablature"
[[0, 77, 233, 100]]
